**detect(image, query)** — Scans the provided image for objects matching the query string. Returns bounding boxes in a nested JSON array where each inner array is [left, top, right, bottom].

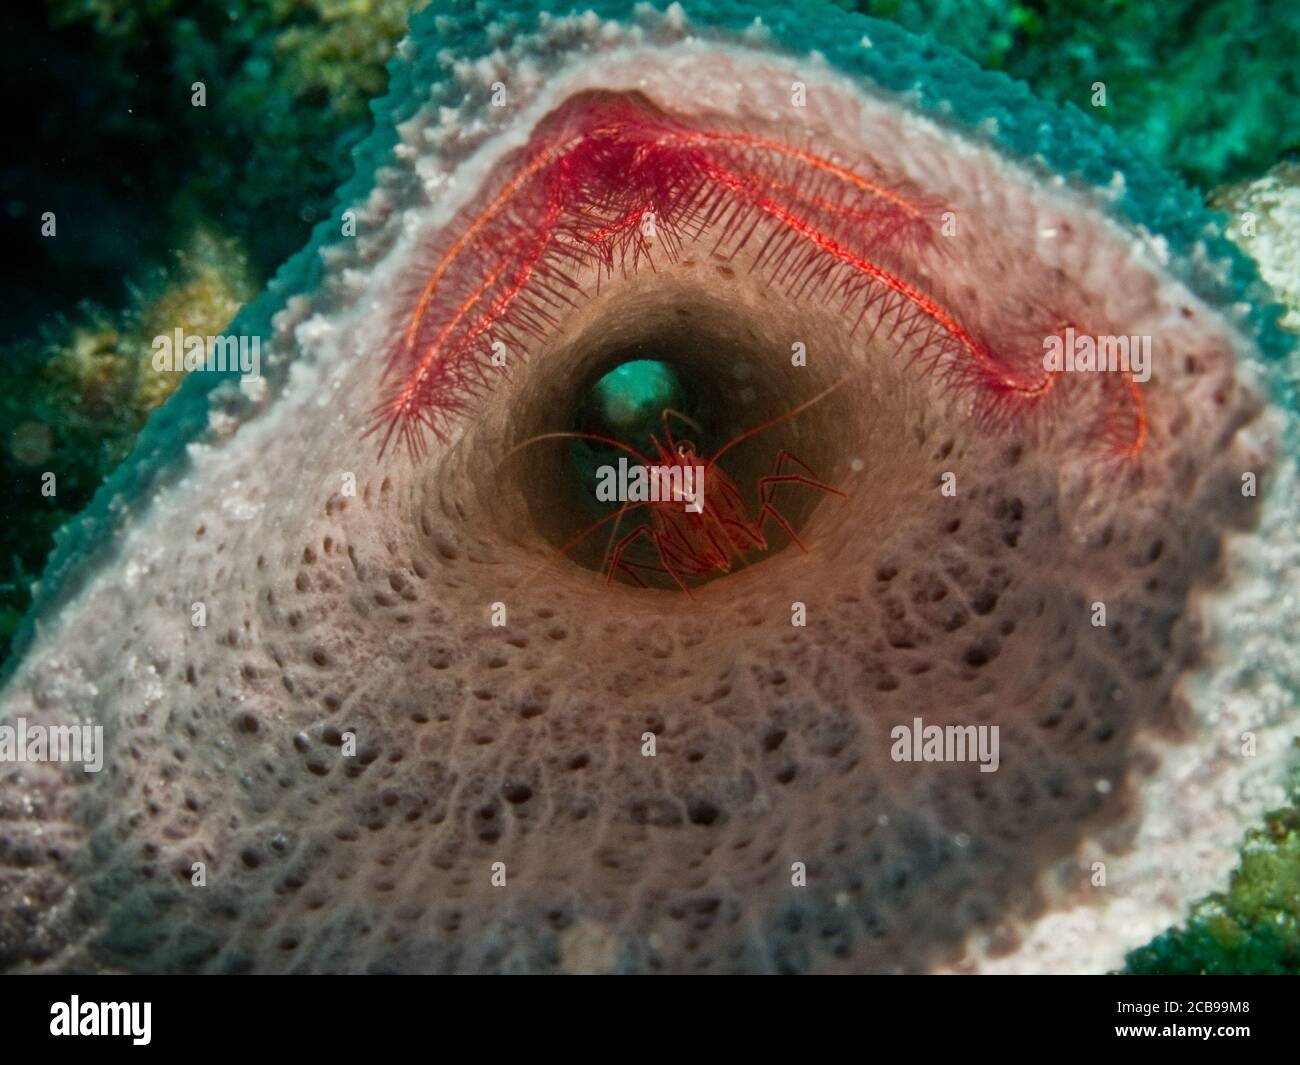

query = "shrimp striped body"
[[596, 413, 846, 596]]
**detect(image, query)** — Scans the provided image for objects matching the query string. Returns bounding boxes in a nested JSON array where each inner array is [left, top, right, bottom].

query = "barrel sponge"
[[0, 1, 1295, 975]]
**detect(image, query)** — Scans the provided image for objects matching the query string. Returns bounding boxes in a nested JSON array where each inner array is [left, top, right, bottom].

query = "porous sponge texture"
[[15, 348, 1255, 973]]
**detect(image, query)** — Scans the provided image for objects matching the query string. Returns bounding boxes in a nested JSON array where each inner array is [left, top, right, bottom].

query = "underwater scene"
[[2, 0, 1299, 1008]]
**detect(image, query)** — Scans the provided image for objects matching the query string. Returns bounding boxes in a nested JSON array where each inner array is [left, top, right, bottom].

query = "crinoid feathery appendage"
[[371, 90, 1147, 462]]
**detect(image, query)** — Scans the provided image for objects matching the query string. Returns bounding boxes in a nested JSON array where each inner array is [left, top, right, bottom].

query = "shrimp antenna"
[[517, 499, 652, 587], [661, 407, 704, 447], [500, 430, 656, 467], [709, 371, 855, 465]]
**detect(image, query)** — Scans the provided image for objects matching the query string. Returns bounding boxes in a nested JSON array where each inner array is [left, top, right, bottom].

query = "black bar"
[[1, 974, 1292, 1053]]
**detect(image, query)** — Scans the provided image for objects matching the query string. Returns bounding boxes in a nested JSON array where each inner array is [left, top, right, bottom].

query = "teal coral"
[[839, 0, 1300, 188]]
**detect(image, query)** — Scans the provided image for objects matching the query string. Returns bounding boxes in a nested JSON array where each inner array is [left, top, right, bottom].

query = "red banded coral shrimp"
[[504, 376, 849, 598]]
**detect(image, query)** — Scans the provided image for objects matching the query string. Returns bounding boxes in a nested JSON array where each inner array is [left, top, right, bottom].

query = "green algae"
[[0, 224, 256, 650], [1125, 772, 1300, 974], [46, 0, 417, 279]]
